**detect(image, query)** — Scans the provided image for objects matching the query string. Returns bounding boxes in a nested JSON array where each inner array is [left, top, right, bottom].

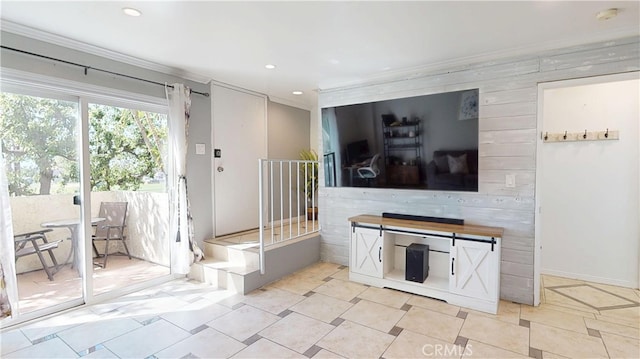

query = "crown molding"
[[1, 20, 212, 85], [209, 80, 311, 111], [267, 95, 313, 111]]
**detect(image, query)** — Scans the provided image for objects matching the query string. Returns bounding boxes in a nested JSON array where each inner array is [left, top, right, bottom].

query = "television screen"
[[321, 89, 479, 191], [345, 140, 370, 165]]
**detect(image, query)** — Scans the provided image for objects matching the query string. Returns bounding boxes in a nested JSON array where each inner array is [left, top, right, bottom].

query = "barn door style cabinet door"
[[450, 237, 500, 302], [350, 225, 384, 278], [348, 214, 503, 314]]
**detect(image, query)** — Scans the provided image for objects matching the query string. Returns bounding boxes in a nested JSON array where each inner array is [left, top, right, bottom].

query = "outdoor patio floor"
[[16, 256, 169, 314]]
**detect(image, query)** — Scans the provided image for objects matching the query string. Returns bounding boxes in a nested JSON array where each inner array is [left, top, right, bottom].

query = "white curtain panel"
[[0, 153, 18, 318], [166, 83, 202, 275]]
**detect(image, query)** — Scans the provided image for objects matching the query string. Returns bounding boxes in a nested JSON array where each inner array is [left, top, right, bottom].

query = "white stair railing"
[[258, 158, 320, 274]]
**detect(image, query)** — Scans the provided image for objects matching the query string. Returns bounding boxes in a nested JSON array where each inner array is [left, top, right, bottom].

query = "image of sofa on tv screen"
[[426, 149, 478, 191]]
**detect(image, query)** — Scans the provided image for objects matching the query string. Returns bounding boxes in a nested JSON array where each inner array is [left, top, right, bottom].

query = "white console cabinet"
[[348, 215, 503, 314]]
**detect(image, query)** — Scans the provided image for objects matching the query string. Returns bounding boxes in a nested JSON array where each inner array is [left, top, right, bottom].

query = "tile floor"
[[2, 263, 639, 358], [16, 256, 169, 314]]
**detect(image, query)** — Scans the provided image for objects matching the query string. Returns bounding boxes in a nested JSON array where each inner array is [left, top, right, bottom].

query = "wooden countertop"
[[348, 214, 504, 238]]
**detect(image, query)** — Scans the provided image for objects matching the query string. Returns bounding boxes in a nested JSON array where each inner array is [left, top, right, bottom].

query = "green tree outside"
[[0, 93, 77, 196], [1, 92, 167, 196], [88, 104, 167, 191]]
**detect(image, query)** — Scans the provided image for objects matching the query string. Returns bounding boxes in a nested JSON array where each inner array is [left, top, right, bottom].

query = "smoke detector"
[[596, 8, 618, 21]]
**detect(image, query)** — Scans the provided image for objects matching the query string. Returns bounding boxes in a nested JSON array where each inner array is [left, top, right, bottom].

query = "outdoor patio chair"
[[92, 201, 131, 268], [14, 229, 62, 281]]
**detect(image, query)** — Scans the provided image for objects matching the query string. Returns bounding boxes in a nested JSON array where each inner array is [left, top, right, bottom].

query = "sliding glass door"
[[1, 82, 173, 325], [1, 89, 85, 316], [87, 101, 170, 296]]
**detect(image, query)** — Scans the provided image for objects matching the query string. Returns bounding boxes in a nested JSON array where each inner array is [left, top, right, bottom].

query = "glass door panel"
[[87, 103, 170, 296], [1, 91, 84, 315]]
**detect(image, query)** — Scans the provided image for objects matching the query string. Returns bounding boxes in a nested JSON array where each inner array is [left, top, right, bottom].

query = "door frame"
[[1, 69, 176, 326], [534, 71, 640, 306], [210, 81, 268, 238]]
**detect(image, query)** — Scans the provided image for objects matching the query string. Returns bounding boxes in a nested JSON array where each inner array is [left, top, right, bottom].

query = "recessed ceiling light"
[[122, 7, 142, 17], [292, 91, 303, 95], [265, 64, 276, 70], [596, 8, 618, 21]]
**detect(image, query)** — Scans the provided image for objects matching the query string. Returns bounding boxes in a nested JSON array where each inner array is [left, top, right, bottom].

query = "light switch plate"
[[195, 143, 206, 155], [505, 174, 516, 188]]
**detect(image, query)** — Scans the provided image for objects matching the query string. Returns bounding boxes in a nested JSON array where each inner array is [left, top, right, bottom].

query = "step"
[[189, 258, 258, 293], [204, 241, 260, 268], [189, 232, 321, 294]]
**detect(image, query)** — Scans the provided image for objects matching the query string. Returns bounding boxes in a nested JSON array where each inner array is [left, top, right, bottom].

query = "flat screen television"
[[345, 140, 370, 165], [321, 89, 479, 192]]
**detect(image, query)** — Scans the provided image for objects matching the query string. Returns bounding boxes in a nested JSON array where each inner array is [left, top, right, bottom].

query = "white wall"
[[318, 36, 640, 304], [267, 101, 311, 220], [268, 101, 311, 159], [539, 76, 639, 288]]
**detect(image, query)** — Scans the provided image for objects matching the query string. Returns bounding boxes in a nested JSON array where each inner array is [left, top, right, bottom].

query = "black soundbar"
[[382, 212, 464, 225]]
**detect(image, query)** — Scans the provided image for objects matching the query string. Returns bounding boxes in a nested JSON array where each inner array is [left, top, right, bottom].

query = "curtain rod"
[[0, 45, 210, 97]]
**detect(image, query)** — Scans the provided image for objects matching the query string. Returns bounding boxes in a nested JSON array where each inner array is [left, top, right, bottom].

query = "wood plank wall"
[[317, 36, 640, 305]]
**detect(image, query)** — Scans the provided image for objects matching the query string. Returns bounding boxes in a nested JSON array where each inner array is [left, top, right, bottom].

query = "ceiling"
[[1, 1, 638, 109]]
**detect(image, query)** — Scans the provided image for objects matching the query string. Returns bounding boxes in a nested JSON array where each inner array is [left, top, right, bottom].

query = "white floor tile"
[[0, 329, 32, 356], [340, 299, 406, 333], [56, 316, 142, 352], [259, 312, 334, 354], [384, 329, 462, 359], [4, 337, 78, 358], [317, 320, 395, 358], [231, 338, 305, 358], [160, 298, 231, 331], [81, 347, 119, 358], [103, 319, 190, 358], [313, 278, 367, 302], [242, 288, 305, 315], [312, 349, 346, 358], [116, 294, 190, 323], [19, 310, 93, 342], [289, 293, 353, 323], [208, 305, 279, 342], [155, 328, 246, 358]]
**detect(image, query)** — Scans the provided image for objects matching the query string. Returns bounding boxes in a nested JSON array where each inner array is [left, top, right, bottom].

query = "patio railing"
[[258, 158, 320, 274]]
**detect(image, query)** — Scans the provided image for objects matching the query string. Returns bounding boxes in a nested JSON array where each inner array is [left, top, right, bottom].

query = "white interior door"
[[212, 84, 266, 236]]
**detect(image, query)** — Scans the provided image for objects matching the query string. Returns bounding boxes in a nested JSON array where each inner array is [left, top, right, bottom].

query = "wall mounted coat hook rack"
[[542, 129, 619, 143]]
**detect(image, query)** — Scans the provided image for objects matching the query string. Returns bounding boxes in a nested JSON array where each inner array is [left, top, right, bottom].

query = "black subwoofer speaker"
[[406, 243, 429, 283]]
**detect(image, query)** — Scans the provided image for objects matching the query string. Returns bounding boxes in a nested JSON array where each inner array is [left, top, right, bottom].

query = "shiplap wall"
[[317, 36, 640, 305]]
